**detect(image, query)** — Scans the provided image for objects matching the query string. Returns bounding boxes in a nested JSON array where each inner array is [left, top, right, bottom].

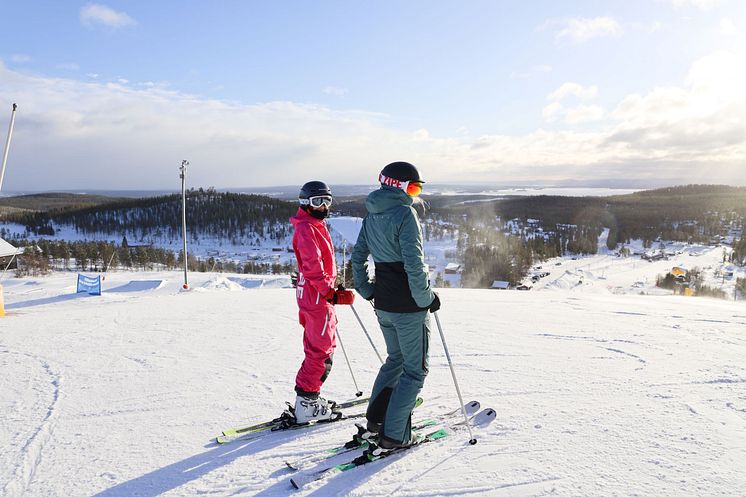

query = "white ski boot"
[[293, 395, 337, 424]]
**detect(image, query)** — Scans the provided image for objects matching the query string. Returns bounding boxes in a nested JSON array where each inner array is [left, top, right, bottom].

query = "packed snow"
[[2, 245, 745, 496]]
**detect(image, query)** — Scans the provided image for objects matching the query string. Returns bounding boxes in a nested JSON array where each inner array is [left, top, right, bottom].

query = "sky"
[[0, 0, 745, 191]]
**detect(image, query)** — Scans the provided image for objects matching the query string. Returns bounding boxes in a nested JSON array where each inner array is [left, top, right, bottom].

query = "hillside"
[[1, 264, 744, 496], [1, 185, 745, 290], [0, 192, 125, 213], [1, 189, 296, 239]]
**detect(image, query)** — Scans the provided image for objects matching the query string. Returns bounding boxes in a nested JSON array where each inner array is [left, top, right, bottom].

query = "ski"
[[283, 399, 479, 471], [216, 411, 366, 445], [284, 418, 438, 471], [289, 406, 495, 489], [219, 396, 369, 438], [290, 428, 448, 489]]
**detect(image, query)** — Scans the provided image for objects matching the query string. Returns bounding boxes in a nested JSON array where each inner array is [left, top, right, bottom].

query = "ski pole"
[[350, 304, 384, 364], [433, 311, 477, 445], [335, 327, 363, 397]]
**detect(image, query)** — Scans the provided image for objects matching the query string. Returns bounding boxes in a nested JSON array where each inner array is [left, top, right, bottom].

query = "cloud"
[[547, 83, 598, 102], [660, 0, 721, 10], [542, 102, 563, 123], [606, 50, 746, 161], [80, 3, 136, 29], [10, 54, 31, 63], [478, 50, 746, 183], [542, 102, 606, 125], [564, 105, 606, 124], [0, 50, 745, 190], [719, 18, 737, 36], [543, 83, 605, 125], [547, 17, 623, 44]]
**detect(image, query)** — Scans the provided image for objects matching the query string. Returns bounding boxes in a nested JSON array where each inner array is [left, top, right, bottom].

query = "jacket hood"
[[290, 207, 326, 227], [365, 185, 413, 214]]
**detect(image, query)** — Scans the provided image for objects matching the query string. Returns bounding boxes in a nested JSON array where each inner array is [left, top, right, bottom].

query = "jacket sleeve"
[[295, 223, 335, 298], [351, 219, 375, 300], [399, 207, 435, 308]]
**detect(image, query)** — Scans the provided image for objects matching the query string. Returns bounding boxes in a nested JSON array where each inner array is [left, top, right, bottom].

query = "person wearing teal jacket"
[[352, 161, 440, 451]]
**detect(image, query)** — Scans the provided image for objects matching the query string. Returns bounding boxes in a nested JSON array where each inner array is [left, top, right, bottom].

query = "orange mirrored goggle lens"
[[406, 181, 423, 197]]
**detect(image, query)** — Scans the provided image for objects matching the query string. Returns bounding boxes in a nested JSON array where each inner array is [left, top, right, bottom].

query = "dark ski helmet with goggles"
[[299, 180, 333, 219], [378, 161, 424, 197]]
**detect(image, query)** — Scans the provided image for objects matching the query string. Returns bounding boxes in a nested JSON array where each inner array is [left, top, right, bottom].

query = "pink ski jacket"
[[290, 208, 337, 312]]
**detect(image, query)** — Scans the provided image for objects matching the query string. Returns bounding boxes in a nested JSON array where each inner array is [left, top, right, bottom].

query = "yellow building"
[[671, 266, 688, 278]]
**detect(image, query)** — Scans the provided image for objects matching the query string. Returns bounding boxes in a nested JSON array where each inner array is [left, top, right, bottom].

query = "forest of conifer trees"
[[2, 185, 745, 287]]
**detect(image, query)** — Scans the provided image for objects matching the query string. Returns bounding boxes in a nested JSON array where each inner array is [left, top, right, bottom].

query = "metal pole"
[[0, 103, 18, 191], [336, 327, 363, 397], [342, 240, 347, 286], [350, 304, 384, 364], [433, 312, 477, 444], [106, 249, 116, 272], [180, 160, 189, 290], [0, 252, 18, 281]]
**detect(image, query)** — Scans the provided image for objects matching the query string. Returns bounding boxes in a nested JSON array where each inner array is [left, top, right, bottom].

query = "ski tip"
[[285, 461, 297, 471], [290, 478, 301, 490], [473, 407, 497, 427], [479, 408, 497, 420]]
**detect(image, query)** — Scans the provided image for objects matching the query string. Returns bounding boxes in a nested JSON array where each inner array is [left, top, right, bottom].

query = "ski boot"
[[365, 430, 423, 457], [291, 395, 341, 424], [343, 421, 379, 449]]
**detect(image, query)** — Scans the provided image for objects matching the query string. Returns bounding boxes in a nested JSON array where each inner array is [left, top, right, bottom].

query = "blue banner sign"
[[77, 274, 102, 296]]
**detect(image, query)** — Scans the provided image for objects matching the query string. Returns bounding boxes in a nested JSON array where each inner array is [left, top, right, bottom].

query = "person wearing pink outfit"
[[289, 180, 339, 423]]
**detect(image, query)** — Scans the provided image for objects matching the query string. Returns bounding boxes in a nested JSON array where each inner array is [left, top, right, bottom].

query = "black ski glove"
[[428, 293, 441, 313], [326, 288, 338, 304]]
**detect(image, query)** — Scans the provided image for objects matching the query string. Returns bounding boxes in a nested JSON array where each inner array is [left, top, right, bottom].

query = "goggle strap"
[[380, 173, 421, 196]]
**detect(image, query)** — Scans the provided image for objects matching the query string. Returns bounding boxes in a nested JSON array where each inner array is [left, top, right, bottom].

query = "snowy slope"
[[533, 243, 745, 299], [1, 264, 745, 496]]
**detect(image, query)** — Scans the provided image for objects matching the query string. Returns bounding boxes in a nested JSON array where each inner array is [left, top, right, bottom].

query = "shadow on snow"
[[91, 422, 379, 497]]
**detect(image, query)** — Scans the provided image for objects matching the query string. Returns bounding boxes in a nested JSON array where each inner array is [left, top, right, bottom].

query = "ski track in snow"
[[1, 259, 746, 496], [0, 348, 63, 497]]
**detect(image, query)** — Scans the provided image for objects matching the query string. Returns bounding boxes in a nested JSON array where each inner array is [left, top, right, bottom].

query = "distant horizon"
[[2, 182, 745, 201]]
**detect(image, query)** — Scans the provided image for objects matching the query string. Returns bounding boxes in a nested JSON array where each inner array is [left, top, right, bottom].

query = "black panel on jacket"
[[373, 262, 429, 313]]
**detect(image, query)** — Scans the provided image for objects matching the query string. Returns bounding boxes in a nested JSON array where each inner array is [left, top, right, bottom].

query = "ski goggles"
[[379, 173, 424, 197], [299, 195, 333, 208]]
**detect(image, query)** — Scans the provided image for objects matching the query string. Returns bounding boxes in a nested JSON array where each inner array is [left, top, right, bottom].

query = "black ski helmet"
[[299, 180, 332, 199], [379, 161, 424, 183]]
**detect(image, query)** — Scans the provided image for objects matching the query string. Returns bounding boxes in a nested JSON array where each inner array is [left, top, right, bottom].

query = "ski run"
[[2, 246, 746, 496]]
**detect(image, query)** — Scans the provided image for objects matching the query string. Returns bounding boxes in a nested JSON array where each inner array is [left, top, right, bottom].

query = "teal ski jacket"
[[352, 185, 435, 313]]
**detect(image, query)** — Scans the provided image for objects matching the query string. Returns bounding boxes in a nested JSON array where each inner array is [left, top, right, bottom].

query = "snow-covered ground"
[[1, 258, 745, 496], [530, 242, 745, 299]]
